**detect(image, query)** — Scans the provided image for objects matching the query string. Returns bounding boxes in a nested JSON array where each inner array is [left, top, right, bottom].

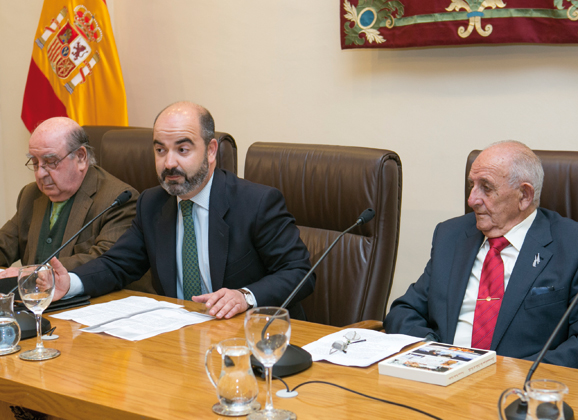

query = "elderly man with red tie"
[[385, 141, 578, 368]]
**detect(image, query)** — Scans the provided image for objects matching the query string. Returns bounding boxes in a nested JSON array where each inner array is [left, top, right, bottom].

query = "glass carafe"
[[205, 337, 260, 416], [0, 293, 21, 355]]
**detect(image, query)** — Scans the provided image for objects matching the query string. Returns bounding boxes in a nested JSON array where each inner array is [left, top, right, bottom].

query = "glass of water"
[[244, 307, 295, 420], [17, 265, 59, 361]]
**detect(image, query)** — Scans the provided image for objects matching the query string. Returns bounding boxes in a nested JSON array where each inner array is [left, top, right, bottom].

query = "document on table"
[[50, 296, 214, 341], [302, 328, 423, 367]]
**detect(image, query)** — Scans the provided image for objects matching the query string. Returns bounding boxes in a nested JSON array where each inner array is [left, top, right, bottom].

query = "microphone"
[[111, 190, 133, 208], [356, 208, 376, 226], [252, 208, 376, 377], [26, 190, 132, 276], [44, 189, 133, 265], [8, 190, 132, 339], [500, 290, 578, 420], [9, 190, 133, 295]]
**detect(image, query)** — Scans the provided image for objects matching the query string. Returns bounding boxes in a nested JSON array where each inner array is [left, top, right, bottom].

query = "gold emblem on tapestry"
[[446, 0, 506, 38], [555, 0, 578, 21]]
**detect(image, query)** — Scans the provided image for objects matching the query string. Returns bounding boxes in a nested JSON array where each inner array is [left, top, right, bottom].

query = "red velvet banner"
[[340, 0, 578, 49]]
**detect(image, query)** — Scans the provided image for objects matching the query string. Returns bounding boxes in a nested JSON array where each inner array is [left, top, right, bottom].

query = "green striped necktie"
[[181, 200, 202, 299]]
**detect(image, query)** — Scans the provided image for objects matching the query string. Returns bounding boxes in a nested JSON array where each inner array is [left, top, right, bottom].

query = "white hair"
[[484, 140, 544, 207]]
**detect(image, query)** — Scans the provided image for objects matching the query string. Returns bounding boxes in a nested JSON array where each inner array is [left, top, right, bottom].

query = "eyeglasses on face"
[[25, 148, 80, 172]]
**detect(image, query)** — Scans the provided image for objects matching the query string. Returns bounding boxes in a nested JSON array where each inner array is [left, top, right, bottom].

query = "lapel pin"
[[533, 253, 540, 268]]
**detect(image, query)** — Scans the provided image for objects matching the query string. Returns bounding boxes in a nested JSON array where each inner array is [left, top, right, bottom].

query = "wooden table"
[[0, 290, 576, 420]]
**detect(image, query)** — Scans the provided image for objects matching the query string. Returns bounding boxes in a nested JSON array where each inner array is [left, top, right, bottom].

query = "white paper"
[[50, 296, 214, 341], [302, 328, 423, 367]]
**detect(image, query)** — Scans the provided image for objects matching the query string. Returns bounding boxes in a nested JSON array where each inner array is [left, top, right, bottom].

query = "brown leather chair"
[[244, 142, 402, 327], [465, 150, 578, 221], [82, 125, 144, 164], [99, 129, 157, 193]]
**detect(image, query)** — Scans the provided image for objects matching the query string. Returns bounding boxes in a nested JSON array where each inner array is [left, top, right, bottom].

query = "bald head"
[[30, 117, 95, 166], [28, 117, 92, 202], [154, 102, 215, 146], [152, 101, 218, 200], [32, 117, 80, 138], [467, 141, 543, 237], [480, 141, 543, 206]]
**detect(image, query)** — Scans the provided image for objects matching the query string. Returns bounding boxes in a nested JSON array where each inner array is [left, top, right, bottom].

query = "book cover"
[[378, 342, 496, 386]]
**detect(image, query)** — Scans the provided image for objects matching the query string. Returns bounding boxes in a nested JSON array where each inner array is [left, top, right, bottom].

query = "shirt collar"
[[176, 173, 213, 211], [482, 209, 537, 252]]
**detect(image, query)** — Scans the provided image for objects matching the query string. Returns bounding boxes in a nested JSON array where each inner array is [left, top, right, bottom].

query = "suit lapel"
[[446, 223, 484, 341], [208, 170, 229, 291], [491, 210, 552, 349], [60, 167, 98, 257], [156, 195, 178, 297]]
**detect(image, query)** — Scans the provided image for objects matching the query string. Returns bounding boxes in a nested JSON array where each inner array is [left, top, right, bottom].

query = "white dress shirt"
[[453, 210, 537, 347]]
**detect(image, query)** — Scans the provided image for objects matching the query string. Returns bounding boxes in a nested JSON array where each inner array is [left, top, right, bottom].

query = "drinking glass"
[[244, 307, 295, 420], [17, 265, 60, 361]]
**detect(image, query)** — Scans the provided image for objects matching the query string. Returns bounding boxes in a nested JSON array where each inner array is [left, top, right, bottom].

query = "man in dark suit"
[[385, 141, 578, 368], [52, 102, 314, 320], [0, 117, 137, 278]]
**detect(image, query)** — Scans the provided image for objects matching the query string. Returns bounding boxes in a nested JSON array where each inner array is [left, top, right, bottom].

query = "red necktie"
[[471, 236, 510, 350]]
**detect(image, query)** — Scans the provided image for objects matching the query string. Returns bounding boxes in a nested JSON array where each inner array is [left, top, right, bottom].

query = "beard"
[[158, 154, 209, 197]]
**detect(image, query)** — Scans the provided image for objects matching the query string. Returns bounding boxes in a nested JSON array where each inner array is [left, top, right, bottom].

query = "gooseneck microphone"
[[8, 190, 133, 295], [356, 208, 376, 226], [499, 290, 578, 420], [253, 208, 376, 377]]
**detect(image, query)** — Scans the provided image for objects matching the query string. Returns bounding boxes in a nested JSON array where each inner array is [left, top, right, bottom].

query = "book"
[[378, 342, 496, 386]]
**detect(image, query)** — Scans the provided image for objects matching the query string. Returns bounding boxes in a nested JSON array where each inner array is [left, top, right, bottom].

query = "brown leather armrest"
[[343, 319, 384, 331]]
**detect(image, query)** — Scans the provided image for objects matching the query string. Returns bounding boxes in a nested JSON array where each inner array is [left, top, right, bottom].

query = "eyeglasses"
[[329, 331, 366, 354], [25, 148, 79, 172]]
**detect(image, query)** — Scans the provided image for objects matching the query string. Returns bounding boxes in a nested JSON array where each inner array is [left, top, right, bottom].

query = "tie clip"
[[477, 297, 500, 301]]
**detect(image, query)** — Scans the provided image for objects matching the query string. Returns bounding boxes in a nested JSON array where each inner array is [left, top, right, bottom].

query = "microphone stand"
[[6, 191, 132, 339], [253, 209, 375, 377], [8, 190, 132, 296], [501, 290, 578, 420]]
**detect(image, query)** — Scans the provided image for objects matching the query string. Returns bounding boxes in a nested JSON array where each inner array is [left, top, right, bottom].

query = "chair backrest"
[[465, 150, 578, 221], [97, 128, 238, 193], [244, 142, 402, 327], [82, 125, 144, 164], [100, 129, 157, 193]]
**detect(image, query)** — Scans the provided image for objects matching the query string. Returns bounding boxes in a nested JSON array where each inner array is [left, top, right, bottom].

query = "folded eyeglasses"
[[330, 331, 366, 354]]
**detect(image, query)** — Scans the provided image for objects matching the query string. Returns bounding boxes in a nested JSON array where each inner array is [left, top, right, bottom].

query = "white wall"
[[1, 0, 577, 310], [0, 1, 39, 223]]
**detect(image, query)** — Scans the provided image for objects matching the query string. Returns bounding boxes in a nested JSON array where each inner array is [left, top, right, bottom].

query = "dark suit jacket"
[[0, 166, 138, 270], [385, 209, 578, 368], [73, 169, 314, 319]]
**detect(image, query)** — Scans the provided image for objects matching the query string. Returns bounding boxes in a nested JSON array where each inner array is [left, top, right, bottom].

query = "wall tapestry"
[[341, 0, 578, 48]]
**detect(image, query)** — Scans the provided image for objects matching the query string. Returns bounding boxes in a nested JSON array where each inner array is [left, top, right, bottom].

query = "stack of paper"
[[303, 328, 422, 367], [51, 296, 214, 341]]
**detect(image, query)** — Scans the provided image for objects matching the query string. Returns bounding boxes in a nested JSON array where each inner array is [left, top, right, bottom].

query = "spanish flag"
[[21, 0, 128, 132]]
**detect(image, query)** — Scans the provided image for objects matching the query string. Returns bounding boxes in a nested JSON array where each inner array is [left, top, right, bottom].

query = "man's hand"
[[191, 288, 248, 319], [49, 257, 70, 301], [0, 267, 20, 279]]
